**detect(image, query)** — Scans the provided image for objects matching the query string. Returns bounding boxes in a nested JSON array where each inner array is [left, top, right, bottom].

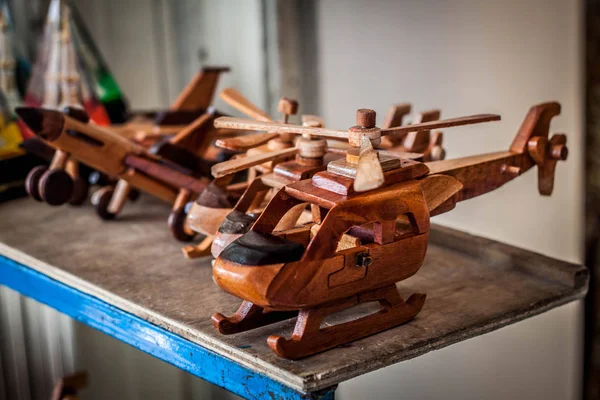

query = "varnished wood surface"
[[0, 197, 587, 392]]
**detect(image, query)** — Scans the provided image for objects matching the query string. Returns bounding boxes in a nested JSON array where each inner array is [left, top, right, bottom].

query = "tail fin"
[[509, 102, 567, 195], [509, 102, 561, 153], [170, 66, 230, 111]]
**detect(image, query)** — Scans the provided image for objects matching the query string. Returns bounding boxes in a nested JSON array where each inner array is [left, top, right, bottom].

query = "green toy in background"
[[69, 2, 128, 123]]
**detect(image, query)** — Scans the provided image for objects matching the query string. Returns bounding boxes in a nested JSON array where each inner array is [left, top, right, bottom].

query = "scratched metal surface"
[[0, 196, 588, 392]]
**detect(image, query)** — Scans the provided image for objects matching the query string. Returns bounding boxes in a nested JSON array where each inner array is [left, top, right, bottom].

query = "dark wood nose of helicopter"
[[218, 210, 258, 235], [220, 230, 304, 266]]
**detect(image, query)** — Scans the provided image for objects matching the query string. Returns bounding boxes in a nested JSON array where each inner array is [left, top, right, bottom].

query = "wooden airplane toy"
[[186, 109, 438, 259], [21, 4, 232, 210], [22, 64, 232, 207], [115, 66, 231, 146], [15, 103, 243, 241], [208, 101, 567, 359]]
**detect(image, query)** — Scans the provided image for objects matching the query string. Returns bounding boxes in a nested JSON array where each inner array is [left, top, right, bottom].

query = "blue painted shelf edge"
[[0, 254, 336, 400]]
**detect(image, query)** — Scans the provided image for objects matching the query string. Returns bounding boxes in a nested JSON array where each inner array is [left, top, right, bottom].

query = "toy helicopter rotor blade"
[[214, 117, 349, 139], [378, 149, 424, 160], [381, 114, 500, 136], [326, 142, 423, 160], [220, 88, 272, 122], [302, 114, 325, 128], [382, 103, 412, 129], [211, 147, 298, 178], [354, 136, 385, 192], [215, 132, 280, 151]]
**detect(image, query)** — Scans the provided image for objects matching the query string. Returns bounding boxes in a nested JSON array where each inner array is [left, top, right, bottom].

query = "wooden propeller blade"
[[220, 88, 272, 122], [214, 117, 348, 139], [211, 147, 298, 178], [215, 132, 280, 151], [354, 136, 384, 192], [382, 103, 412, 129], [381, 114, 500, 136]]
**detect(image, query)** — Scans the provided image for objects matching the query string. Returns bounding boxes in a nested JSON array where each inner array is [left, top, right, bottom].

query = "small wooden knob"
[[278, 98, 299, 115], [356, 109, 376, 128], [297, 137, 327, 159], [550, 144, 568, 160]]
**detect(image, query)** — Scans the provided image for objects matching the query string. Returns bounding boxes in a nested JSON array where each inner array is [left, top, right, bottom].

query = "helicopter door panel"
[[328, 246, 369, 288]]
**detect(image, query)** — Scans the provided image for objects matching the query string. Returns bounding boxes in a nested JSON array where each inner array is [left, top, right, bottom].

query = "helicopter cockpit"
[[218, 176, 432, 268]]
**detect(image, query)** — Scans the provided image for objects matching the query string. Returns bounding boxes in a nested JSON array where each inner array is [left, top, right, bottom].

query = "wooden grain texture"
[[0, 198, 587, 392]]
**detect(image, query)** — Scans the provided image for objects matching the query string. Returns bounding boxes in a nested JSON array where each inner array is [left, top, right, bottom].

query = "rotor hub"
[[348, 109, 381, 148]]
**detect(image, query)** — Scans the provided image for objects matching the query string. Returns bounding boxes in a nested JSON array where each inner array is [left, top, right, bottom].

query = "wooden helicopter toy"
[[208, 101, 567, 359], [183, 88, 334, 257], [183, 89, 443, 258]]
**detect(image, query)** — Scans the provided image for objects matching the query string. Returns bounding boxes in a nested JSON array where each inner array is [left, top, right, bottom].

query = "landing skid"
[[212, 286, 425, 359], [268, 285, 426, 359], [212, 301, 298, 335]]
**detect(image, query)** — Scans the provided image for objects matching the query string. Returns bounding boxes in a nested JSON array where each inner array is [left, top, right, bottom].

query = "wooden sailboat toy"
[[209, 101, 567, 359]]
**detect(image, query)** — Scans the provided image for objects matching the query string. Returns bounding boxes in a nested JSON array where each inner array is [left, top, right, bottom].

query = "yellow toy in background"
[[0, 107, 24, 159]]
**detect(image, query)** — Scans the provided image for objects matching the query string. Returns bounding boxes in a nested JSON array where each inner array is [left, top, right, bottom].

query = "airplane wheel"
[[25, 165, 48, 201], [39, 170, 74, 206], [168, 207, 196, 242], [430, 145, 446, 161], [128, 189, 141, 202], [91, 186, 116, 220], [68, 177, 90, 206]]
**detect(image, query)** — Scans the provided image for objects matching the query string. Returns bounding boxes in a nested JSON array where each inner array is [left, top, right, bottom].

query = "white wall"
[[315, 0, 583, 399]]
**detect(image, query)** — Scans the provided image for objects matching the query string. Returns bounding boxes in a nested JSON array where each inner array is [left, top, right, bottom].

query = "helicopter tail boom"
[[424, 102, 567, 207]]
